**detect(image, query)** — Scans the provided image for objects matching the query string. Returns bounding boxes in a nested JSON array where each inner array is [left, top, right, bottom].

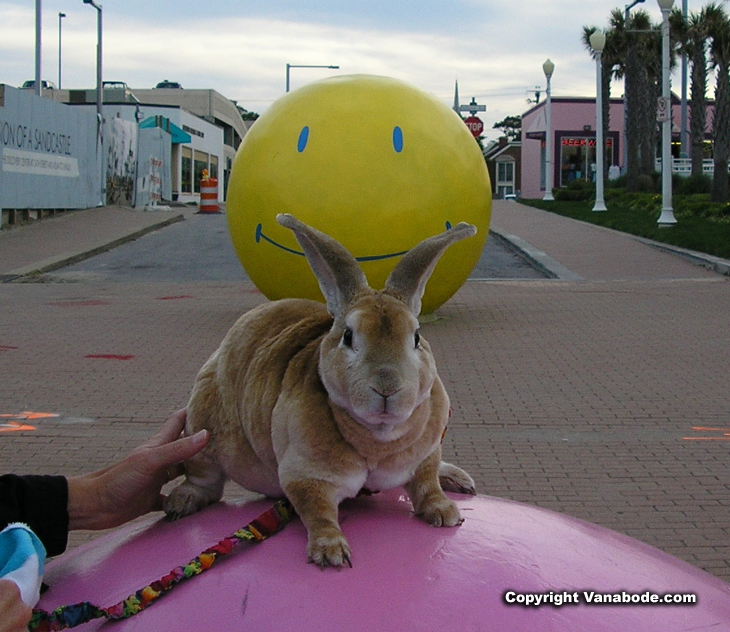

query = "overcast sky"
[[1, 0, 684, 142]]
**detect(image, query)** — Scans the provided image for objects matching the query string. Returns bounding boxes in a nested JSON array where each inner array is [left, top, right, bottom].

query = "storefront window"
[[209, 155, 218, 181], [560, 137, 614, 187], [181, 147, 192, 194], [193, 150, 209, 193]]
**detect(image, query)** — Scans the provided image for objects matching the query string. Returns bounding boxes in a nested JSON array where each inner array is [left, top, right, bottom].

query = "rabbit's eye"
[[414, 330, 420, 348], [343, 327, 353, 347]]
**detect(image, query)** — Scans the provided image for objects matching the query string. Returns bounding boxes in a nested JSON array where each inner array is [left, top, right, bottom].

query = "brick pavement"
[[1, 201, 729, 579]]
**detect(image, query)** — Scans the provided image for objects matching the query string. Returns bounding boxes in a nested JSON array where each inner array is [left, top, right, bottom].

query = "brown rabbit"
[[164, 214, 476, 568]]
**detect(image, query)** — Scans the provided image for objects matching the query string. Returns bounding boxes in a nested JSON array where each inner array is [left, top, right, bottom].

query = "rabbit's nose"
[[371, 385, 402, 400], [371, 367, 401, 398], [371, 368, 403, 411]]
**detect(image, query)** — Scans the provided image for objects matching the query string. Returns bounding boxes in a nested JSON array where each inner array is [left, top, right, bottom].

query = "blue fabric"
[[0, 522, 46, 606]]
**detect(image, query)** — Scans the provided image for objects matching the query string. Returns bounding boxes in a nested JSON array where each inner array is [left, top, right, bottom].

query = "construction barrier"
[[199, 170, 219, 213]]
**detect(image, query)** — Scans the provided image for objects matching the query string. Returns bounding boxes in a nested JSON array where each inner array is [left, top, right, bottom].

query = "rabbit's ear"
[[385, 222, 477, 315], [277, 214, 369, 318]]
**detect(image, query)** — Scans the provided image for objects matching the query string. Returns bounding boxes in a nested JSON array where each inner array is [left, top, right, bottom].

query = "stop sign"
[[464, 116, 484, 137]]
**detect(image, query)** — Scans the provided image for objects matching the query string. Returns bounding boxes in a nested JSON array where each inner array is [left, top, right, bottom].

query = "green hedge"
[[521, 188, 730, 260]]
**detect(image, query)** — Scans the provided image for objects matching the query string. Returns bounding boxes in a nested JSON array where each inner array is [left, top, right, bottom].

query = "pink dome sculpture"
[[37, 491, 730, 631]]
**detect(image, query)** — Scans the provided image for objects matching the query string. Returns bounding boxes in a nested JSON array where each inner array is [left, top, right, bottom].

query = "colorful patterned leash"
[[29, 499, 296, 631]]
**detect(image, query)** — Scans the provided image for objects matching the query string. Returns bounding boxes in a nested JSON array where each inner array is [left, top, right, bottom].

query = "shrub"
[[553, 179, 595, 202], [675, 174, 712, 195], [635, 174, 655, 193]]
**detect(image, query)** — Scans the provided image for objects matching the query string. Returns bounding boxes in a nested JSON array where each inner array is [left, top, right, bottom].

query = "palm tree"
[[622, 9, 664, 191], [671, 5, 724, 178], [601, 8, 664, 191], [709, 5, 730, 202]]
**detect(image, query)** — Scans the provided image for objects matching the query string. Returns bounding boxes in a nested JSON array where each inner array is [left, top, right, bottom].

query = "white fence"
[[655, 158, 730, 176]]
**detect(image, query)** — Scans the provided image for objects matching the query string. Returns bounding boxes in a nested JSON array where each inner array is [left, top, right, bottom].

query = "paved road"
[[42, 212, 547, 283], [3, 200, 730, 583]]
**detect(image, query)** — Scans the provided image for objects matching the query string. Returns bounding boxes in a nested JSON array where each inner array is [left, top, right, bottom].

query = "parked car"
[[20, 79, 57, 90], [102, 81, 130, 90], [155, 80, 183, 89]]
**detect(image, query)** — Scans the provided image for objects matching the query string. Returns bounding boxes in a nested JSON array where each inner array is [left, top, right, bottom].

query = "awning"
[[139, 115, 192, 144], [524, 109, 547, 141]]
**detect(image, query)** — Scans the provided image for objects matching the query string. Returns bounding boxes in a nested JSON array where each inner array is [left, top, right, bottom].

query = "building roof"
[[483, 138, 521, 161]]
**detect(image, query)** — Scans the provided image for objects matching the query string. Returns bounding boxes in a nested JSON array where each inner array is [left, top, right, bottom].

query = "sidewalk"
[[0, 205, 195, 280], [1, 200, 729, 582], [490, 200, 728, 281]]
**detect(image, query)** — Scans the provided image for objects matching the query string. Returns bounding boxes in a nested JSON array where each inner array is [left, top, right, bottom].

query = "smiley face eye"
[[392, 126, 404, 153], [297, 126, 309, 152]]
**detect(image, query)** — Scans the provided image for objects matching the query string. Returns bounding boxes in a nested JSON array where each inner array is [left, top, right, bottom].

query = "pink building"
[[520, 94, 713, 199], [521, 96, 625, 199]]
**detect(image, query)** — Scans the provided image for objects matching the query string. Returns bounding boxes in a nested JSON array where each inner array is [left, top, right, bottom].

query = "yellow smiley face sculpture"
[[226, 74, 491, 314]]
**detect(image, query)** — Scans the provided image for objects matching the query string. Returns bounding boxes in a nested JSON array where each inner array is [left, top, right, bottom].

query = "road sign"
[[657, 96, 670, 123], [464, 116, 484, 137], [459, 104, 487, 113], [459, 97, 487, 117]]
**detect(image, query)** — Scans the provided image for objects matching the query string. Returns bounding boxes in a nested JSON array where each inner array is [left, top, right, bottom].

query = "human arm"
[[0, 580, 32, 632], [67, 409, 208, 531], [1, 410, 208, 545], [0, 475, 68, 557]]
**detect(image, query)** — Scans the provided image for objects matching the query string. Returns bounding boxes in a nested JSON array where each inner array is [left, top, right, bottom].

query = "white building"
[[101, 103, 224, 205], [50, 84, 250, 204]]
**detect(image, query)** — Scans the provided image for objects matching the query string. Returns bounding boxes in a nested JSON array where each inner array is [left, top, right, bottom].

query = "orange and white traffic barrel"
[[199, 170, 219, 213]]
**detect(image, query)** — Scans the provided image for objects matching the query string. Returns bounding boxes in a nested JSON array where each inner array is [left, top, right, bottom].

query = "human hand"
[[67, 410, 208, 531], [0, 580, 32, 632]]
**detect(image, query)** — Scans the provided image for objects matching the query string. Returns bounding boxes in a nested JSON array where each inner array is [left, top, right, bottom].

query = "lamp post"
[[680, 0, 688, 158], [590, 31, 607, 212], [83, 0, 104, 205], [657, 0, 677, 225], [542, 58, 555, 201], [285, 64, 340, 92], [83, 0, 102, 119], [58, 12, 66, 89], [35, 0, 42, 96]]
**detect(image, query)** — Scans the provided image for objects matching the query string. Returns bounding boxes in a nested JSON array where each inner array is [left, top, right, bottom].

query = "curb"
[[1, 213, 185, 283], [632, 236, 730, 277], [487, 228, 584, 281]]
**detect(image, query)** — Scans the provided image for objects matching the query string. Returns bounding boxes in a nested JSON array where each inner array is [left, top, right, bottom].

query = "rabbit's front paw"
[[307, 531, 352, 569], [163, 481, 216, 520], [438, 461, 476, 495], [420, 497, 463, 527]]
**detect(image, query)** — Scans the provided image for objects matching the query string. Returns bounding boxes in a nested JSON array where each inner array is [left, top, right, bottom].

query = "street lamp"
[[680, 0, 689, 159], [58, 12, 66, 89], [625, 0, 646, 22], [285, 64, 340, 92], [590, 30, 607, 212], [542, 58, 555, 201], [83, 0, 104, 205], [657, 0, 677, 225], [83, 0, 102, 118], [35, 0, 41, 97]]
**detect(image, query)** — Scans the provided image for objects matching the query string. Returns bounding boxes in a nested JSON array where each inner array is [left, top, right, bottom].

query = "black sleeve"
[[0, 474, 70, 557]]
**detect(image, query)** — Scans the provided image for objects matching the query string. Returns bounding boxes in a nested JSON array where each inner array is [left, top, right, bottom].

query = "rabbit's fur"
[[164, 214, 476, 567]]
